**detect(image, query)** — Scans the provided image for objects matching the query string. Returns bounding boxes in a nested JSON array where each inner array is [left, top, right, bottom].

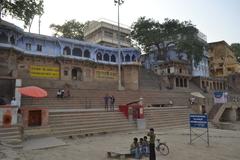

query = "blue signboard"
[[189, 114, 208, 128]]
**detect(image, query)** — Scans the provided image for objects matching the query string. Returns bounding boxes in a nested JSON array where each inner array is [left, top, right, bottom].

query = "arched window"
[[0, 32, 8, 43], [111, 55, 116, 62], [132, 55, 136, 61], [125, 54, 130, 62], [180, 78, 183, 87], [10, 36, 15, 45], [176, 78, 179, 87], [72, 48, 82, 57], [103, 54, 109, 61], [184, 79, 187, 87], [63, 46, 71, 55], [84, 49, 90, 58], [96, 52, 102, 60], [121, 52, 124, 62]]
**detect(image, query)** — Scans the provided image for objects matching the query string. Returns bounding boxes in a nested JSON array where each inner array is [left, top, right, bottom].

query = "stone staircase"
[[208, 104, 222, 120], [139, 67, 160, 91], [0, 125, 22, 143], [23, 126, 52, 139], [21, 89, 191, 110], [22, 78, 118, 90], [144, 106, 190, 129], [48, 110, 136, 138]]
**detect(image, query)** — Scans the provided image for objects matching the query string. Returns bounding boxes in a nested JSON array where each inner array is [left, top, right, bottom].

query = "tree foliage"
[[0, 0, 44, 28], [131, 17, 206, 64], [231, 43, 240, 62], [50, 19, 88, 41]]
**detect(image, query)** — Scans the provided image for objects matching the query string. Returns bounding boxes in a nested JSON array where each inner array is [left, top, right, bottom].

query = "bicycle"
[[155, 139, 169, 156]]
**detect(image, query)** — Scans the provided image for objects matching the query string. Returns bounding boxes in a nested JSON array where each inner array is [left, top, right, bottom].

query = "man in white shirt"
[[10, 97, 17, 106]]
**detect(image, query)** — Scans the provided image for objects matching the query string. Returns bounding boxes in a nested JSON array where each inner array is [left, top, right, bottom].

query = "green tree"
[[0, 0, 44, 28], [231, 43, 240, 62], [131, 17, 206, 64], [50, 19, 88, 41]]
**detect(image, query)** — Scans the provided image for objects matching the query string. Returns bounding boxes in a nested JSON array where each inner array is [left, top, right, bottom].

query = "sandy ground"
[[1, 127, 240, 160]]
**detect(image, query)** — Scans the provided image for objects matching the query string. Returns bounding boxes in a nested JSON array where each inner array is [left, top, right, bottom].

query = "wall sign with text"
[[30, 65, 59, 78], [95, 70, 117, 79]]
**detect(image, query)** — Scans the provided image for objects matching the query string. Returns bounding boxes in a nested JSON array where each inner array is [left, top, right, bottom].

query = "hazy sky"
[[4, 0, 240, 44]]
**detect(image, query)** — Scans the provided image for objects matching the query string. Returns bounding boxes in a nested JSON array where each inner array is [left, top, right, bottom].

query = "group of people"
[[104, 94, 115, 111], [130, 128, 156, 160], [57, 89, 70, 98], [0, 96, 17, 106]]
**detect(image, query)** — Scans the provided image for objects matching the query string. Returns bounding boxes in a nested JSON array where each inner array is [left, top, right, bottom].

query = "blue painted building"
[[141, 42, 209, 78], [0, 20, 141, 91], [0, 20, 140, 65]]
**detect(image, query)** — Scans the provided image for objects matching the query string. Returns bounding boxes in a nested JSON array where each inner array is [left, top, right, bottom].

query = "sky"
[[3, 0, 240, 44]]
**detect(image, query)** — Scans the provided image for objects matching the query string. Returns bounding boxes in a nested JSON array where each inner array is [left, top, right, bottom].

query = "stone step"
[[23, 126, 52, 139], [49, 111, 123, 117], [147, 123, 188, 130], [50, 118, 131, 126], [146, 116, 188, 122], [52, 124, 136, 137], [147, 119, 188, 125], [49, 114, 123, 121], [146, 121, 188, 128], [51, 121, 135, 131], [0, 126, 22, 142]]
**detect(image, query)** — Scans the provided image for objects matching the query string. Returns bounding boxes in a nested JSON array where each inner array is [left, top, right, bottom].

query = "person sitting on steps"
[[130, 137, 141, 159]]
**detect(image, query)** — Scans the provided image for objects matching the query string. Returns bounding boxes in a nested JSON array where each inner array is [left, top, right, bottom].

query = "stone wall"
[[0, 49, 139, 90], [122, 65, 139, 90]]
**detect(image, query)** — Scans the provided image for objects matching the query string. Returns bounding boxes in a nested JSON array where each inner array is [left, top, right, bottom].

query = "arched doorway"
[[72, 67, 83, 81]]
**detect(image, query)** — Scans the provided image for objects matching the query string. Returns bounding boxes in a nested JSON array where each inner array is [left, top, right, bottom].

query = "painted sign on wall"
[[95, 70, 117, 79], [213, 92, 228, 104], [30, 65, 59, 78]]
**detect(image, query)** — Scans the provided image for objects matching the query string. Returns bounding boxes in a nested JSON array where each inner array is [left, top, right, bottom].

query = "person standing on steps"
[[110, 95, 115, 111], [104, 94, 109, 111], [147, 128, 156, 160]]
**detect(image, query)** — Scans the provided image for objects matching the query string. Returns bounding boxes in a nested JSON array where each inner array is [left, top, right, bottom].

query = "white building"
[[84, 20, 131, 48]]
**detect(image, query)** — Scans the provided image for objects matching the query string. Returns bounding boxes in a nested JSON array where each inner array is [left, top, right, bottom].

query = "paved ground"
[[23, 137, 66, 151], [1, 127, 240, 160]]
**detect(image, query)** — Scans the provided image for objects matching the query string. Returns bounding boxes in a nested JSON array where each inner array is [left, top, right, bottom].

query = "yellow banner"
[[95, 70, 117, 79], [30, 65, 59, 78]]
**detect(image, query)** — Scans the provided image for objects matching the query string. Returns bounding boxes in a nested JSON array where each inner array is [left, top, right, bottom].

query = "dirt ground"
[[1, 127, 240, 160]]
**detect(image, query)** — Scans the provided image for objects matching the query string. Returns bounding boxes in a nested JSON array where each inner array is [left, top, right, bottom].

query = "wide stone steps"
[[50, 115, 122, 122], [144, 107, 190, 129], [147, 123, 188, 130], [50, 116, 128, 124], [23, 126, 52, 139], [21, 89, 191, 108], [52, 125, 135, 138], [51, 121, 135, 131], [145, 112, 189, 118], [48, 110, 136, 138], [50, 118, 133, 128], [49, 111, 123, 116], [146, 120, 188, 129], [146, 115, 188, 121], [0, 125, 22, 143]]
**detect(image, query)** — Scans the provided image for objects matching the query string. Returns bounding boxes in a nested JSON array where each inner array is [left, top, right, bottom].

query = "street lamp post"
[[114, 0, 124, 90]]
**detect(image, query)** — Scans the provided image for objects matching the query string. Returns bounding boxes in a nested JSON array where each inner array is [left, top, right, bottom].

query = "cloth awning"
[[18, 86, 48, 98], [190, 92, 205, 99]]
